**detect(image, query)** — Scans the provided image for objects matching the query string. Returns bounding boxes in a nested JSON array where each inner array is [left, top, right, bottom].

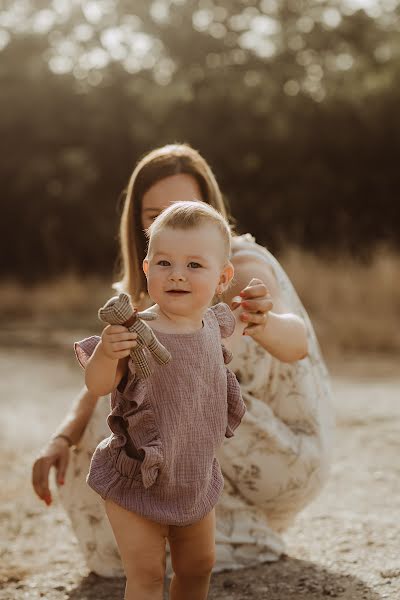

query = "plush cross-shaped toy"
[[99, 292, 171, 379]]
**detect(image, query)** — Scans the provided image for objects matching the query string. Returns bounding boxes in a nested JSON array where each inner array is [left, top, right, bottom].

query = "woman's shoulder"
[[231, 232, 257, 252], [231, 233, 276, 279], [232, 232, 272, 261]]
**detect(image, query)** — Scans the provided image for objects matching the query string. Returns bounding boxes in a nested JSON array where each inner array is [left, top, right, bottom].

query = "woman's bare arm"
[[224, 248, 308, 362], [32, 386, 99, 505], [33, 323, 137, 505], [53, 385, 99, 445]]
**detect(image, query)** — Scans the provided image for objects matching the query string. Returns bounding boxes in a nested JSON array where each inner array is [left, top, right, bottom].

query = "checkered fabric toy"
[[98, 292, 171, 379]]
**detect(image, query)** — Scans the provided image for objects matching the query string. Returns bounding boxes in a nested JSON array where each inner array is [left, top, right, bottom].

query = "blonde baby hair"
[[145, 200, 232, 266]]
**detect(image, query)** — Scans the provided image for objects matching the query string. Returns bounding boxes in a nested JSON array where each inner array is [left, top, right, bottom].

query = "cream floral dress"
[[58, 235, 334, 576]]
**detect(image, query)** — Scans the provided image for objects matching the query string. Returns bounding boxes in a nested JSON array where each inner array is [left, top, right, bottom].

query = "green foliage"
[[0, 1, 399, 280]]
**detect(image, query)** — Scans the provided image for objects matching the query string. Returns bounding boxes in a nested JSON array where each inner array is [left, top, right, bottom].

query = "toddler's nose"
[[169, 269, 186, 282]]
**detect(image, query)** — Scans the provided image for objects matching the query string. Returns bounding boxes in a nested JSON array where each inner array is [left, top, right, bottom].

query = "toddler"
[[75, 200, 247, 600]]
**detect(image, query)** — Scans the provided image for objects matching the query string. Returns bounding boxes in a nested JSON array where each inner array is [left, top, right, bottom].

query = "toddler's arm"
[[85, 325, 137, 396], [221, 299, 247, 356]]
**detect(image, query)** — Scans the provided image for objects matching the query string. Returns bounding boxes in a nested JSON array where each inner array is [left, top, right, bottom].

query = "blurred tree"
[[0, 0, 399, 280]]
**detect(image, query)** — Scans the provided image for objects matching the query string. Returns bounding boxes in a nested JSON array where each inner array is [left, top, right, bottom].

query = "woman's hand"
[[232, 278, 273, 337], [32, 436, 70, 506]]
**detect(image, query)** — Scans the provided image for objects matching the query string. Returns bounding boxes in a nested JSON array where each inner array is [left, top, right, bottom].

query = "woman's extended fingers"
[[239, 279, 273, 313], [237, 278, 273, 335], [32, 457, 52, 505], [55, 449, 70, 487], [242, 312, 269, 337], [240, 278, 269, 300], [32, 438, 71, 506], [241, 311, 270, 325], [240, 295, 273, 315]]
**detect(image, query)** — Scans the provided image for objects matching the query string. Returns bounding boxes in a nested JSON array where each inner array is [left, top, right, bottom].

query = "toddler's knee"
[[173, 550, 216, 578], [127, 559, 165, 588]]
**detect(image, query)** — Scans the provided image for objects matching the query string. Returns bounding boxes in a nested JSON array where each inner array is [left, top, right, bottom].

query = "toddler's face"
[[143, 224, 232, 316]]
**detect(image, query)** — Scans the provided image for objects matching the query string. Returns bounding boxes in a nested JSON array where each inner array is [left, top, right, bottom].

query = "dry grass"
[[279, 247, 400, 355], [0, 274, 112, 329], [2, 248, 399, 354]]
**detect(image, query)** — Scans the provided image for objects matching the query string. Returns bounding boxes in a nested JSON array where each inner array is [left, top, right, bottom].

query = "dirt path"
[[1, 344, 399, 599]]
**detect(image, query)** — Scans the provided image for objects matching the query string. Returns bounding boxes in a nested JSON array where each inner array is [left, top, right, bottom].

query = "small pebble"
[[380, 568, 400, 578]]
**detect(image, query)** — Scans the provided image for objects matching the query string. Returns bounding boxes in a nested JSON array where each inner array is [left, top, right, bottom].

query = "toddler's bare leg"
[[168, 508, 216, 600], [105, 499, 168, 600]]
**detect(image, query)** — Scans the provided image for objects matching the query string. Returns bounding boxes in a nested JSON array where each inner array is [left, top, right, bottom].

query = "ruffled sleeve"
[[225, 368, 246, 438], [74, 335, 101, 369], [108, 378, 164, 489], [115, 358, 136, 394], [210, 302, 235, 338], [221, 344, 233, 365]]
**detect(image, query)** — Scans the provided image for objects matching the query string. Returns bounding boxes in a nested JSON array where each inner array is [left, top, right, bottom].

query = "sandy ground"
[[1, 337, 399, 600]]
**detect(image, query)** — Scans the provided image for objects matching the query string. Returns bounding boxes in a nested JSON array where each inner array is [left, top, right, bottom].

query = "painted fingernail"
[[59, 479, 65, 485], [242, 301, 249, 309], [241, 313, 249, 320]]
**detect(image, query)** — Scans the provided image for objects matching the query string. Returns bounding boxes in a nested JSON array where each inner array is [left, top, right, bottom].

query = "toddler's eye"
[[157, 260, 170, 266], [188, 262, 202, 269]]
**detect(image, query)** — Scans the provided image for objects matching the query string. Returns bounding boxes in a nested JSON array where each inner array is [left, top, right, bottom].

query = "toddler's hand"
[[101, 324, 138, 360]]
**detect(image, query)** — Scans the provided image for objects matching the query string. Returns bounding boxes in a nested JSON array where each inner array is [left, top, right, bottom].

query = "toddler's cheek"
[[146, 280, 161, 302]]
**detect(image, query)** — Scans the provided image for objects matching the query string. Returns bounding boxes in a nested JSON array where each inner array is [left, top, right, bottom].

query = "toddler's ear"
[[143, 258, 149, 276], [219, 261, 234, 291]]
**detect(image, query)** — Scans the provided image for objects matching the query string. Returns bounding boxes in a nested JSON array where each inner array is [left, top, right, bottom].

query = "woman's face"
[[141, 174, 203, 230]]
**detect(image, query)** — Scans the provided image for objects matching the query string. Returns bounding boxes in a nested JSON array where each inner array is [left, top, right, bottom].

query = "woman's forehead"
[[142, 174, 203, 212]]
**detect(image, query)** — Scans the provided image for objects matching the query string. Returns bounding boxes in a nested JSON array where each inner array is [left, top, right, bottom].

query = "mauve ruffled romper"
[[75, 302, 246, 526]]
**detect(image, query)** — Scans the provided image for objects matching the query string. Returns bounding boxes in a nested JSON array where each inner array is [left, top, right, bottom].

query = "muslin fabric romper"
[[59, 234, 334, 576], [74, 302, 246, 526]]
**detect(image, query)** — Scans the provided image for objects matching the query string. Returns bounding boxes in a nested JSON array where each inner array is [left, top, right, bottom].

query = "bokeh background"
[[2, 5, 400, 599], [1, 0, 399, 354]]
